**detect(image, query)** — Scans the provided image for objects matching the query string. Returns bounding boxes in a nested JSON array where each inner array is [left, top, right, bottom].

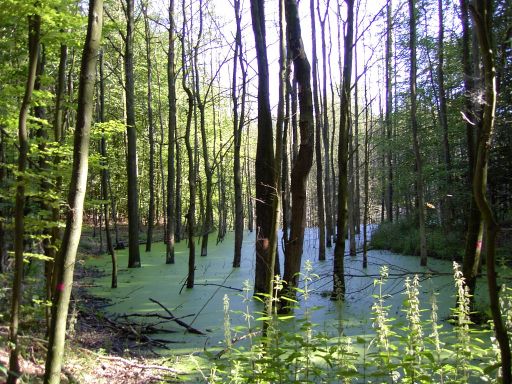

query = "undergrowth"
[[370, 218, 465, 260], [199, 262, 511, 383]]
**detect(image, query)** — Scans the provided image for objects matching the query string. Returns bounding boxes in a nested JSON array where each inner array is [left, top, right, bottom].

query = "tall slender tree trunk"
[[99, 50, 117, 289], [460, 0, 483, 300], [232, 0, 246, 268], [193, 0, 213, 258], [250, 0, 276, 294], [281, 50, 291, 246], [44, 1, 103, 381], [318, 1, 333, 248], [245, 128, 254, 233], [267, 0, 286, 305], [437, 0, 453, 229], [332, 0, 354, 300], [310, 0, 326, 261], [166, 0, 177, 264], [470, 1, 511, 381], [8, 14, 40, 384], [125, 0, 141, 268], [408, 0, 428, 266], [385, 0, 394, 222], [142, 3, 155, 253], [283, 0, 314, 294], [348, 112, 357, 256], [182, 0, 195, 288]]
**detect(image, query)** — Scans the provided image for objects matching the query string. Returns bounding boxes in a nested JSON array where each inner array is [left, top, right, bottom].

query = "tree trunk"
[[460, 0, 484, 302], [470, 1, 511, 381], [182, 0, 195, 288], [267, 0, 286, 305], [43, 1, 103, 381], [318, 0, 333, 248], [142, 3, 155, 253], [408, 0, 428, 266], [385, 0, 394, 222], [437, 0, 453, 229], [193, 0, 213, 258], [232, 0, 246, 267], [125, 0, 141, 268], [310, 0, 326, 261], [99, 50, 117, 289], [283, 0, 315, 294], [362, 72, 371, 269], [332, 0, 354, 300], [250, 0, 276, 295], [8, 14, 40, 384], [166, 0, 176, 264]]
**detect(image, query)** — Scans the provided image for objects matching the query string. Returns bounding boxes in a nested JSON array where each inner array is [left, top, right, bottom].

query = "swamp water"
[[86, 228, 494, 379]]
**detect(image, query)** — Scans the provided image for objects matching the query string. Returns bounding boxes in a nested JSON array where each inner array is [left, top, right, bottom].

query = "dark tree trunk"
[[267, 0, 287, 302], [245, 128, 254, 233], [408, 0, 428, 266], [44, 1, 103, 381], [232, 0, 246, 267], [125, 0, 141, 268], [460, 0, 483, 301], [8, 14, 40, 384], [142, 3, 155, 253], [166, 0, 176, 264], [282, 0, 315, 293], [470, 1, 511, 381], [310, 0, 326, 261], [250, 0, 276, 294], [182, 0, 195, 288], [385, 0, 394, 222], [318, 0, 333, 248], [332, 0, 354, 300], [437, 0, 453, 228], [99, 50, 117, 289]]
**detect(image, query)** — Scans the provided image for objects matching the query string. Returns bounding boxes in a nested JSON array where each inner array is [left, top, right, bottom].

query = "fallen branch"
[[99, 355, 180, 374], [149, 298, 206, 335]]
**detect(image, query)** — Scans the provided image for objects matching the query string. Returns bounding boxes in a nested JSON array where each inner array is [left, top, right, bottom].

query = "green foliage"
[[370, 218, 465, 260], [202, 263, 511, 383]]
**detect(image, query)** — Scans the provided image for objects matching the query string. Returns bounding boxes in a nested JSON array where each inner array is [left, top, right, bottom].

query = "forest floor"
[[0, 225, 184, 383]]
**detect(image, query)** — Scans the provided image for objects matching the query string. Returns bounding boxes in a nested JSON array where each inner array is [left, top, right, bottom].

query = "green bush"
[[371, 218, 465, 260]]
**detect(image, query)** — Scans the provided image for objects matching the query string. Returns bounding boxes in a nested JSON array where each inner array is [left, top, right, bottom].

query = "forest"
[[0, 0, 511, 382]]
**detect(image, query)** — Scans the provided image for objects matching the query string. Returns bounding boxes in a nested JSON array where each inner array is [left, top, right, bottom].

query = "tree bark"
[[318, 0, 333, 248], [283, 0, 315, 293], [44, 0, 103, 381], [332, 0, 354, 300], [437, 0, 453, 229], [460, 0, 484, 302], [385, 0, 394, 222], [8, 14, 40, 384], [408, 0, 428, 266], [166, 0, 177, 264], [470, 1, 511, 381], [232, 0, 246, 268], [142, 2, 155, 253], [125, 0, 141, 268], [250, 0, 276, 294], [182, 0, 196, 288], [99, 50, 117, 289], [310, 0, 326, 261]]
